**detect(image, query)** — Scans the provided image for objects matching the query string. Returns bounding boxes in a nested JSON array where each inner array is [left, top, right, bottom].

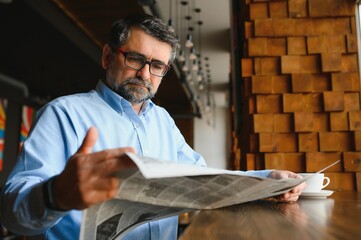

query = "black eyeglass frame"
[[118, 49, 170, 77]]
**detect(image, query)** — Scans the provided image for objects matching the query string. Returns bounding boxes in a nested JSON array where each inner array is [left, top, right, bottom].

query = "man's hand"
[[52, 127, 137, 210], [268, 170, 306, 202]]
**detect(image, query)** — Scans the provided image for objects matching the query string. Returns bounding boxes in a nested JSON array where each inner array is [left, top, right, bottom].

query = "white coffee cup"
[[299, 173, 330, 193]]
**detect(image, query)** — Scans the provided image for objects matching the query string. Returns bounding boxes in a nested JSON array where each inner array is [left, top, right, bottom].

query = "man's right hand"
[[51, 127, 137, 210]]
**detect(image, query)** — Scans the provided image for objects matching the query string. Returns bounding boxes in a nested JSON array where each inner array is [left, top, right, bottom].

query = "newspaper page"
[[80, 153, 306, 240], [81, 199, 189, 240]]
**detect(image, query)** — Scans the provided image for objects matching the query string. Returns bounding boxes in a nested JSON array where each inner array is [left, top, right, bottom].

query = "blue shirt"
[[0, 80, 270, 239]]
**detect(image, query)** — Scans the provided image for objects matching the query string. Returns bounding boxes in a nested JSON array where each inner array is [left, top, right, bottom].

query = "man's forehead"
[[124, 28, 172, 61]]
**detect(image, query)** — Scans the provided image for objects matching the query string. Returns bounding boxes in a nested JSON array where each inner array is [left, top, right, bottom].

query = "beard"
[[106, 71, 156, 104]]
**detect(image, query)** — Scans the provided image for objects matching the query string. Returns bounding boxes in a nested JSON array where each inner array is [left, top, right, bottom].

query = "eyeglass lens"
[[125, 53, 168, 77]]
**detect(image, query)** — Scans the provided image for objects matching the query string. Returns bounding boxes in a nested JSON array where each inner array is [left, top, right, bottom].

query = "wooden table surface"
[[179, 191, 361, 240]]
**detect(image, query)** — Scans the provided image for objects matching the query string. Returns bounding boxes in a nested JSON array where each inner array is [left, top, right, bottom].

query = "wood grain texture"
[[306, 152, 343, 172], [180, 191, 361, 240]]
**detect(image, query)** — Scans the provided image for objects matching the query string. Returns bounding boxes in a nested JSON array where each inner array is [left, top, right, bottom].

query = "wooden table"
[[179, 191, 361, 240]]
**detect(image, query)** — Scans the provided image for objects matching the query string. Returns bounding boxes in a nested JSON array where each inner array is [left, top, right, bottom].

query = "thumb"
[[78, 127, 98, 154]]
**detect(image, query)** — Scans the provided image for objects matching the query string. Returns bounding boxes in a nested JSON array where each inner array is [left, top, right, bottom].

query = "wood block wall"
[[236, 0, 360, 191]]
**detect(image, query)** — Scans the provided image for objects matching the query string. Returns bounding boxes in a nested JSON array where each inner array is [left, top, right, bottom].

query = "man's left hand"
[[268, 170, 306, 202]]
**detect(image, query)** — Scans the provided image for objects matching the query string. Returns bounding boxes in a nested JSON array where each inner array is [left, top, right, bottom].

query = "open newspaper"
[[80, 153, 337, 240]]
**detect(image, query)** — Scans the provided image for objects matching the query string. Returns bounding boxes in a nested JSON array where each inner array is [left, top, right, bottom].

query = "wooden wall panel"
[[343, 152, 361, 171], [246, 153, 264, 170], [249, 38, 268, 56], [249, 3, 269, 20], [298, 132, 319, 152], [265, 153, 305, 172], [242, 58, 254, 77], [254, 19, 274, 36], [349, 111, 361, 131], [347, 34, 358, 53], [252, 75, 271, 93], [288, 0, 308, 18], [308, 0, 354, 17], [319, 132, 353, 152], [323, 91, 344, 112], [274, 113, 293, 132], [325, 172, 355, 191], [292, 74, 331, 93], [306, 152, 343, 172], [330, 112, 349, 131], [355, 131, 361, 151], [288, 37, 307, 55], [253, 114, 273, 132], [269, 1, 288, 18], [294, 112, 313, 132], [234, 0, 359, 191], [272, 75, 291, 93], [256, 95, 282, 113]]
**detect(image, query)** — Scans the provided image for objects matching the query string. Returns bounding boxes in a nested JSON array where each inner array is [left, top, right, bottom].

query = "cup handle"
[[322, 177, 330, 189]]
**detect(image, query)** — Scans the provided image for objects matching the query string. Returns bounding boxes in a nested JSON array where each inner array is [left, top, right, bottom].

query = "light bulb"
[[168, 19, 175, 33], [178, 50, 185, 62], [205, 104, 211, 112], [185, 40, 193, 48], [192, 60, 198, 71], [189, 52, 197, 60], [185, 34, 193, 48], [168, 26, 175, 33], [187, 73, 192, 81], [192, 64, 199, 71]]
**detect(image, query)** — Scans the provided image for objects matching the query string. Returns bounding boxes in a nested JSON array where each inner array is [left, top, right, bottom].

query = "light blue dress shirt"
[[0, 80, 270, 239]]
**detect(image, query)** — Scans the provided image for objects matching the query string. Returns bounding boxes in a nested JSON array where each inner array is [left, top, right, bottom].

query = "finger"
[[294, 182, 307, 192], [288, 191, 302, 200], [290, 187, 301, 193], [78, 127, 98, 154], [289, 185, 305, 195], [285, 195, 300, 202], [292, 173, 304, 179], [277, 194, 300, 203], [91, 154, 137, 176]]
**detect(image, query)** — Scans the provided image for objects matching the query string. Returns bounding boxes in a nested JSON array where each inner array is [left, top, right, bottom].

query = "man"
[[0, 13, 305, 239]]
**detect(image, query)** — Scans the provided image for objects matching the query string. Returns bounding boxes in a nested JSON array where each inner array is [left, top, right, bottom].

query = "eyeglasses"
[[118, 49, 170, 77]]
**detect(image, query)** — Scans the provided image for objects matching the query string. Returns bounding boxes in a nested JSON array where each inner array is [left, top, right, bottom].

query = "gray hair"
[[108, 13, 179, 64]]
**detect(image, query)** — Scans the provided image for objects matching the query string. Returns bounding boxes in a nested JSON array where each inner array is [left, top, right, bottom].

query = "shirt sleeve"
[[0, 103, 77, 235]]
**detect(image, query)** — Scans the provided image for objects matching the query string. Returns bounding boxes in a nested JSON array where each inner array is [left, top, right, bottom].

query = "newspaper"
[[80, 153, 313, 240]]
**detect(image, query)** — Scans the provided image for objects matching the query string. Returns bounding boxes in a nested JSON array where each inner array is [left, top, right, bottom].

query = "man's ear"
[[101, 44, 113, 69]]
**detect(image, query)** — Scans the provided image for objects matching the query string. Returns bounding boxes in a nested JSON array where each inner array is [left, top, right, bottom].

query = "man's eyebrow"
[[127, 50, 146, 58], [127, 50, 167, 64]]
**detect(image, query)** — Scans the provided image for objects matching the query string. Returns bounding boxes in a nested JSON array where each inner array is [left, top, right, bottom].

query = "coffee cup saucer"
[[300, 190, 334, 199]]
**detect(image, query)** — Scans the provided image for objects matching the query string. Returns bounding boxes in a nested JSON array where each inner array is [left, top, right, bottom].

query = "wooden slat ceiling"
[[51, 0, 144, 48]]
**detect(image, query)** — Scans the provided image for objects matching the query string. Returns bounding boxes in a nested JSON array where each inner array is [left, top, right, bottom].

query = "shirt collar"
[[95, 80, 154, 115]]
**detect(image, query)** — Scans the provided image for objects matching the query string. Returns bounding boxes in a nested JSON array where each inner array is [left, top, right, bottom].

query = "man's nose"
[[136, 62, 151, 80]]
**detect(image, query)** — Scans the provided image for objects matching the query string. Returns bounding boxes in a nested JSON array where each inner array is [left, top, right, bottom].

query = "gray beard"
[[107, 75, 156, 104]]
